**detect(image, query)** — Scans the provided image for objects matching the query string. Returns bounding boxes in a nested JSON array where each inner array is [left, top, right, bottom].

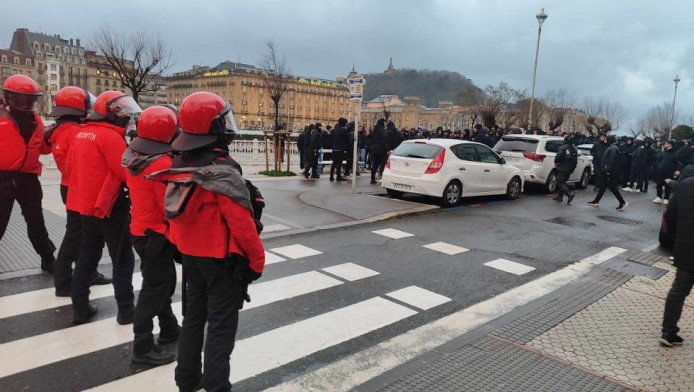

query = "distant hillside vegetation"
[[363, 69, 478, 108]]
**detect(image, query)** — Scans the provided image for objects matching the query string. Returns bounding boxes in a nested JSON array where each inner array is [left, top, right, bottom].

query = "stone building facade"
[[167, 61, 350, 131]]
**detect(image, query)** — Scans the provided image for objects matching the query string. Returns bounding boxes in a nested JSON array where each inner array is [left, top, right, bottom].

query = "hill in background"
[[362, 68, 478, 107]]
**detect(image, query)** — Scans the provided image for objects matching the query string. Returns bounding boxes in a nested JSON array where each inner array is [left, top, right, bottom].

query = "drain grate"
[[602, 259, 668, 280], [546, 216, 596, 230], [597, 215, 642, 225]]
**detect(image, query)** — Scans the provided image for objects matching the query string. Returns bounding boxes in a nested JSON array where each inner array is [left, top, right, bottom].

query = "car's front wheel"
[[545, 170, 557, 193], [576, 168, 591, 189], [441, 180, 462, 207], [386, 188, 404, 198], [506, 177, 522, 200]]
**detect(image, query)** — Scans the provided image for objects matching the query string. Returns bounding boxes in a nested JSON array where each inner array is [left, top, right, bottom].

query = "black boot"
[[117, 307, 135, 325], [73, 304, 98, 325], [552, 196, 563, 202], [132, 345, 176, 366], [567, 193, 575, 205], [89, 272, 112, 286]]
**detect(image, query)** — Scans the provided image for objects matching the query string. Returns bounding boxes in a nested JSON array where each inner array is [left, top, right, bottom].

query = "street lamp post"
[[528, 8, 548, 128], [669, 75, 681, 139]]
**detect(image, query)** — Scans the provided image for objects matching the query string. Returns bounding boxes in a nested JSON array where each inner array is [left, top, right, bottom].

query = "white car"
[[577, 143, 595, 182], [494, 135, 592, 193], [381, 139, 525, 207]]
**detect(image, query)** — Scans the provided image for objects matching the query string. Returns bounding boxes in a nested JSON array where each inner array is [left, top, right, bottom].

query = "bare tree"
[[639, 102, 676, 140], [475, 82, 526, 129], [544, 88, 576, 131], [92, 24, 172, 103], [581, 97, 624, 134], [259, 41, 290, 171]]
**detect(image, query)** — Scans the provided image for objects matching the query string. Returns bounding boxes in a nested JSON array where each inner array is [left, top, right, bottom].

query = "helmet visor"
[[87, 91, 97, 112], [107, 95, 143, 119], [222, 105, 239, 133], [3, 91, 39, 112]]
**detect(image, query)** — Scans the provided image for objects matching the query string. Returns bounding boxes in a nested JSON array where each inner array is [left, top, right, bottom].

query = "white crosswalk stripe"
[[484, 258, 536, 275], [422, 241, 469, 255], [0, 265, 183, 320], [269, 244, 323, 259]]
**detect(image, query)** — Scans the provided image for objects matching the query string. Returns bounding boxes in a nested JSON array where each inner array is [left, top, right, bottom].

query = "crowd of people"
[[0, 75, 265, 392]]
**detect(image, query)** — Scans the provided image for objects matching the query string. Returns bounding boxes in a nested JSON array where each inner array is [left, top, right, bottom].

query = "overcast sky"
[[3, 0, 692, 132]]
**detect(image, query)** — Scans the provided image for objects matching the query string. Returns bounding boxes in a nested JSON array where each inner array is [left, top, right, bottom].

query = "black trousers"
[[371, 152, 386, 181], [330, 151, 345, 179], [656, 175, 671, 200], [298, 148, 304, 169], [303, 150, 319, 177], [592, 163, 603, 189], [0, 174, 55, 259], [132, 232, 179, 355], [555, 170, 574, 199], [175, 256, 245, 392], [594, 172, 625, 205], [54, 185, 103, 293], [662, 268, 694, 335], [71, 198, 135, 312]]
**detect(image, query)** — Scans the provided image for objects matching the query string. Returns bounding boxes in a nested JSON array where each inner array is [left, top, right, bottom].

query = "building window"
[[96, 87, 102, 94], [96, 69, 100, 75], [44, 44, 50, 51], [50, 84, 58, 91], [33, 42, 39, 50], [55, 46, 60, 52], [96, 79, 101, 85], [25, 59, 31, 66], [105, 80, 109, 86], [242, 86, 246, 93], [49, 64, 57, 71], [0, 55, 6, 63]]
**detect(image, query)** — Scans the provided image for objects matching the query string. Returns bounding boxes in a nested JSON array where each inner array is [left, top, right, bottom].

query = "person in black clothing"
[[654, 140, 677, 204], [588, 135, 627, 210], [370, 119, 388, 184], [386, 121, 403, 151], [590, 134, 608, 191], [660, 168, 694, 347], [619, 137, 635, 188], [297, 126, 308, 170], [330, 118, 348, 182], [471, 124, 492, 147], [553, 134, 579, 204], [675, 139, 693, 168], [625, 140, 647, 192], [344, 121, 359, 177], [303, 124, 322, 178]]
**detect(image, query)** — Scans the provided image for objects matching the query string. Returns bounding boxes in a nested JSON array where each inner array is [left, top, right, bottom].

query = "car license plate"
[[392, 183, 414, 191], [506, 157, 520, 162]]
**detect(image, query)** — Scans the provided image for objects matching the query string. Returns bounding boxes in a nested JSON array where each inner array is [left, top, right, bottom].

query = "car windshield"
[[392, 143, 443, 159], [495, 137, 539, 153]]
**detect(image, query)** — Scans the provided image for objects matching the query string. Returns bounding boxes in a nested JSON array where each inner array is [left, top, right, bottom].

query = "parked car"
[[493, 135, 592, 193], [381, 139, 525, 207]]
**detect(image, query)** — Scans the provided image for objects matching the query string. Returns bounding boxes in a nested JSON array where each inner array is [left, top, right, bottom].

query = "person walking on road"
[[46, 86, 110, 296], [297, 125, 308, 170], [590, 133, 608, 191], [122, 106, 181, 366], [303, 123, 322, 179], [148, 92, 265, 392], [0, 75, 56, 273], [588, 135, 628, 211], [660, 168, 694, 347], [370, 119, 388, 184], [67, 91, 140, 325], [553, 133, 579, 204], [330, 117, 348, 182], [654, 140, 677, 205]]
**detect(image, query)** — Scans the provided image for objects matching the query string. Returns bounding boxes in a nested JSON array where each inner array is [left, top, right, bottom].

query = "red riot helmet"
[[129, 105, 179, 155], [49, 86, 95, 118], [2, 74, 42, 113], [172, 92, 238, 151], [87, 90, 142, 128]]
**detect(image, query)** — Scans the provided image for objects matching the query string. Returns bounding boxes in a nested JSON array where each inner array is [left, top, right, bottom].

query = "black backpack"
[[245, 179, 265, 234]]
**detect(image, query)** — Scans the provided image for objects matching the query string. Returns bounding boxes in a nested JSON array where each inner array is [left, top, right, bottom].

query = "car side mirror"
[[499, 158, 506, 165]]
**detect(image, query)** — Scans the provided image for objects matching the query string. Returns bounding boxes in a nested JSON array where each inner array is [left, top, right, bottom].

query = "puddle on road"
[[545, 217, 596, 230], [597, 215, 643, 225]]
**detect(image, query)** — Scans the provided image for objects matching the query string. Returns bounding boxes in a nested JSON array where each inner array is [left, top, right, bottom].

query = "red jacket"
[[0, 110, 50, 175], [66, 122, 127, 218], [166, 185, 265, 273], [124, 153, 171, 237], [47, 122, 82, 186]]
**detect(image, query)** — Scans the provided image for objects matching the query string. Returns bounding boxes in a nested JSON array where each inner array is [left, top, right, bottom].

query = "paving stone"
[[622, 262, 694, 307], [380, 336, 630, 392], [528, 279, 694, 392]]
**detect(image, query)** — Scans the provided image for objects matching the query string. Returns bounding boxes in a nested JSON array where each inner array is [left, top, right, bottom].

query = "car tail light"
[[385, 155, 391, 169], [424, 150, 445, 174], [523, 152, 546, 162]]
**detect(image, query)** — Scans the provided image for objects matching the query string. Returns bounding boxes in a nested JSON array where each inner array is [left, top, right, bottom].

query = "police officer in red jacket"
[[148, 92, 265, 392], [122, 105, 181, 365], [46, 86, 111, 296], [67, 90, 140, 325], [0, 74, 56, 272]]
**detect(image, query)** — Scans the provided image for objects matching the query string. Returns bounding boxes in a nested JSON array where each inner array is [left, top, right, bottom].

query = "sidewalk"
[[0, 164, 436, 278], [355, 247, 694, 392]]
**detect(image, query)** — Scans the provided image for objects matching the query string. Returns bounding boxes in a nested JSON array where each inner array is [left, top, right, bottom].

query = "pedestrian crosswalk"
[[0, 226, 550, 392]]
